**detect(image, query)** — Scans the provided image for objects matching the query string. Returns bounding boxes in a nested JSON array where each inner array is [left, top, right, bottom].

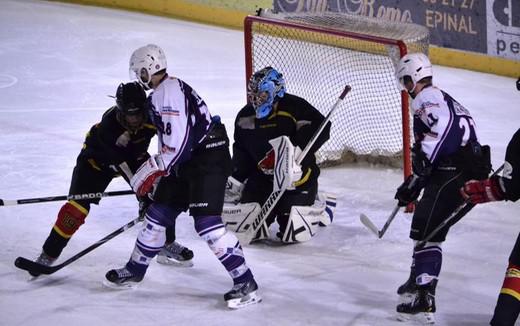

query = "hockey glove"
[[412, 145, 432, 178], [286, 146, 303, 190], [258, 149, 275, 175], [131, 154, 167, 197], [460, 176, 505, 204], [224, 176, 245, 203], [395, 174, 424, 207]]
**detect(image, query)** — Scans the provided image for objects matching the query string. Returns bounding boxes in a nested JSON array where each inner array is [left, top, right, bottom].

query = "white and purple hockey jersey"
[[411, 85, 478, 165], [147, 76, 212, 173]]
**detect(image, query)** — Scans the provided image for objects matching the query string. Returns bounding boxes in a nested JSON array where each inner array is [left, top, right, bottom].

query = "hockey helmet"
[[129, 44, 167, 90], [247, 67, 286, 119], [396, 53, 432, 93], [115, 81, 146, 116]]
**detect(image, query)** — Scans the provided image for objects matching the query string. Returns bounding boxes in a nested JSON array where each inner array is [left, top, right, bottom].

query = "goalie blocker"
[[222, 192, 336, 243]]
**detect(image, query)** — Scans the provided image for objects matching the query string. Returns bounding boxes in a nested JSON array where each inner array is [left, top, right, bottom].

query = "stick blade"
[[359, 214, 381, 238], [14, 257, 56, 275]]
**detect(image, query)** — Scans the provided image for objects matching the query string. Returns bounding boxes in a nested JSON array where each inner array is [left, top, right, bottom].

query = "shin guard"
[[195, 215, 252, 283], [43, 201, 88, 258], [414, 242, 442, 286]]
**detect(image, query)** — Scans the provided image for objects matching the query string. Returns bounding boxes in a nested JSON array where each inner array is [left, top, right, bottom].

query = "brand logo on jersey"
[[160, 145, 176, 154], [421, 101, 440, 110], [162, 106, 179, 116]]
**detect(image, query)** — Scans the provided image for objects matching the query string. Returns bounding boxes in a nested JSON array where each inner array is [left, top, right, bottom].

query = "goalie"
[[223, 67, 335, 244]]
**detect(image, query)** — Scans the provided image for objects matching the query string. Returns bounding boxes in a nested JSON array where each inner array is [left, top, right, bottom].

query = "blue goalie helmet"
[[247, 67, 286, 119]]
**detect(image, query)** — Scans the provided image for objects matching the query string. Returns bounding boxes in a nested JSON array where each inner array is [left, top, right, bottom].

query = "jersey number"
[[165, 122, 172, 135], [459, 116, 476, 146]]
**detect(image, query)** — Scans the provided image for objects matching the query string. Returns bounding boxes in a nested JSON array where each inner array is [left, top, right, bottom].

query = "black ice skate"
[[29, 252, 56, 277], [396, 283, 436, 325], [224, 278, 261, 309], [156, 241, 194, 267], [103, 267, 144, 289], [397, 269, 418, 303]]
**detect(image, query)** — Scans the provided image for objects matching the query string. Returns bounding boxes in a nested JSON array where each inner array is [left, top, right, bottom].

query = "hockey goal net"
[[244, 11, 429, 177]]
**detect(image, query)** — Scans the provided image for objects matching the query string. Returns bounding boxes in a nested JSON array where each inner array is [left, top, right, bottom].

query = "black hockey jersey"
[[502, 128, 520, 202], [232, 93, 330, 187], [79, 107, 156, 173]]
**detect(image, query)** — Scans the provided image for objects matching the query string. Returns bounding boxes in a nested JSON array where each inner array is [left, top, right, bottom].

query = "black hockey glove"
[[138, 195, 153, 221], [395, 174, 424, 207], [411, 145, 432, 178]]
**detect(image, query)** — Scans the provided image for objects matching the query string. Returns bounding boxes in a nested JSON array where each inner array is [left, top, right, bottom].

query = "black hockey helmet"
[[115, 81, 146, 116]]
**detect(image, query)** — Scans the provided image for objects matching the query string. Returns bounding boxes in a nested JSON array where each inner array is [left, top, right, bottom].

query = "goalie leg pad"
[[281, 204, 329, 243], [222, 202, 261, 233], [316, 192, 337, 227]]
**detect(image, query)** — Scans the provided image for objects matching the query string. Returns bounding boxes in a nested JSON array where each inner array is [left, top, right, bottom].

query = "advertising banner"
[[273, 0, 519, 61]]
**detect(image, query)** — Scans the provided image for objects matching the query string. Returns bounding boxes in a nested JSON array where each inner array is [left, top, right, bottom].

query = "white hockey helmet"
[[129, 44, 167, 89], [396, 53, 432, 93]]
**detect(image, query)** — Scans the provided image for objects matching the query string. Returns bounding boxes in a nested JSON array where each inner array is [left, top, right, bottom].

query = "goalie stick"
[[14, 216, 140, 276], [415, 164, 505, 250], [237, 85, 351, 245], [0, 190, 134, 207]]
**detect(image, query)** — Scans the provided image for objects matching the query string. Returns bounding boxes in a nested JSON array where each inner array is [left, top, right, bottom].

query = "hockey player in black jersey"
[[223, 67, 333, 243], [31, 82, 193, 276], [462, 128, 520, 326], [393, 53, 492, 324]]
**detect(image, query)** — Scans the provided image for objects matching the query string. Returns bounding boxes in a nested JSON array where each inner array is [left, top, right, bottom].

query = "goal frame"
[[243, 15, 412, 181]]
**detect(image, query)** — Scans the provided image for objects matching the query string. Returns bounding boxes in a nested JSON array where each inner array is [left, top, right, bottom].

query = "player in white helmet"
[[393, 53, 491, 323], [104, 44, 260, 309]]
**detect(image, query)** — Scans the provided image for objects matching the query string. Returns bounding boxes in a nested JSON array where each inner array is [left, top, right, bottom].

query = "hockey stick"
[[415, 164, 505, 250], [0, 190, 134, 206], [359, 175, 422, 238], [238, 85, 352, 245], [14, 216, 141, 275], [360, 205, 400, 238]]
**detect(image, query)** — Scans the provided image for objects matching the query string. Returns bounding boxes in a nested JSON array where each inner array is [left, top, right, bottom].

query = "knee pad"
[[53, 201, 88, 238], [502, 263, 520, 300]]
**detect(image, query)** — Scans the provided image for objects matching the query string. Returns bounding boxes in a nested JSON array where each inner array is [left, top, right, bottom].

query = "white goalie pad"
[[281, 192, 337, 243], [222, 202, 261, 233]]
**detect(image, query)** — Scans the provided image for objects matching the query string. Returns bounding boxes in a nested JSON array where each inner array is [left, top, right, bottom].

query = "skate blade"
[[102, 279, 140, 290], [226, 291, 262, 309], [397, 312, 435, 324], [156, 255, 194, 267]]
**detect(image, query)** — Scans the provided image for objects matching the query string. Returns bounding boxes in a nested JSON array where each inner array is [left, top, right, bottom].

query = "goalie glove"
[[460, 176, 506, 204], [131, 154, 167, 197], [286, 146, 303, 190], [224, 176, 245, 203]]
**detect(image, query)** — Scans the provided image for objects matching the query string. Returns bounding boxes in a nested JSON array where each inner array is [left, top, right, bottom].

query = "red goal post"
[[243, 12, 430, 181]]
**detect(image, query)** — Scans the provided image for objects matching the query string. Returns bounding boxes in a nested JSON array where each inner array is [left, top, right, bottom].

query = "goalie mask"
[[129, 44, 167, 90], [115, 81, 147, 131], [247, 67, 286, 119], [396, 53, 432, 94]]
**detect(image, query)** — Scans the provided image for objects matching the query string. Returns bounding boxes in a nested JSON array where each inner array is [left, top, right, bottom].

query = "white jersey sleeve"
[[148, 77, 212, 172], [411, 86, 478, 164]]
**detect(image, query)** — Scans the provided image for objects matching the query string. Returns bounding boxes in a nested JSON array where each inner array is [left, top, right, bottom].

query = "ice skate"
[[224, 278, 261, 309], [103, 266, 144, 289], [29, 252, 56, 277], [397, 270, 418, 303], [396, 284, 436, 324], [156, 241, 194, 267]]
